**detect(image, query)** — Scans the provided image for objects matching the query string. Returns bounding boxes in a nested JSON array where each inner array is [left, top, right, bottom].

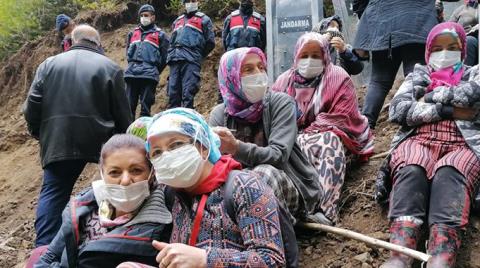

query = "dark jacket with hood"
[[209, 91, 321, 216], [125, 24, 170, 82], [314, 15, 364, 75], [23, 43, 132, 168], [35, 186, 172, 268]]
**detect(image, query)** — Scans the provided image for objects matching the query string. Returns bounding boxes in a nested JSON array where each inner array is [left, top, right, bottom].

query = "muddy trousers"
[[35, 160, 87, 247], [387, 165, 472, 267], [389, 165, 474, 227], [362, 44, 425, 129], [167, 61, 201, 109], [126, 78, 158, 118]]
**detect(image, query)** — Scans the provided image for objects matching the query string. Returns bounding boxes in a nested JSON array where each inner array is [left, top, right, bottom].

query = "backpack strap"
[[164, 186, 176, 212], [223, 170, 241, 223]]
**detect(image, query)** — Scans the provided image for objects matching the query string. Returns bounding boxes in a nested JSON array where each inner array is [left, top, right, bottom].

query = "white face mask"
[[151, 144, 205, 188], [297, 58, 324, 79], [429, 50, 462, 71], [241, 72, 268, 103], [326, 26, 339, 32], [92, 177, 151, 213], [140, 17, 152, 27], [185, 2, 199, 13]]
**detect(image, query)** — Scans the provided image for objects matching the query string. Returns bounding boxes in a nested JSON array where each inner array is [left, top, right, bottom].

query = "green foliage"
[[75, 0, 118, 11], [0, 0, 44, 60], [36, 0, 80, 31], [167, 0, 184, 14], [167, 0, 239, 18], [0, 0, 119, 61]]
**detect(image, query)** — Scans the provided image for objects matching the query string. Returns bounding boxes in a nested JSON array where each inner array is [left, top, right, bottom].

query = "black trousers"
[[362, 44, 425, 129], [126, 78, 158, 118], [389, 165, 473, 228], [466, 35, 478, 67]]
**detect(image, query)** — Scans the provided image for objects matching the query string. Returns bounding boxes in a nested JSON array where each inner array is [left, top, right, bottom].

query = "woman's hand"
[[153, 241, 207, 268], [212, 127, 239, 155], [453, 107, 478, 121], [330, 37, 346, 53]]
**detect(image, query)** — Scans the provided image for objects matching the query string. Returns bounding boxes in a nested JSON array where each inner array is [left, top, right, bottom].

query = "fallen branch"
[[298, 222, 431, 262], [354, 191, 375, 198], [371, 151, 390, 160]]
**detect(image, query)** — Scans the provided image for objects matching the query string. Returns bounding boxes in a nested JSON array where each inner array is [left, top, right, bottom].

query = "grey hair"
[[71, 24, 101, 46]]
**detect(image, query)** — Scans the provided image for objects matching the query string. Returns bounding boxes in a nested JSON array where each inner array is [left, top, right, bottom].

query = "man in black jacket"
[[23, 24, 132, 247]]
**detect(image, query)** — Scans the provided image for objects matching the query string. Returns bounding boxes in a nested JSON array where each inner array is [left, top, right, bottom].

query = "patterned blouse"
[[170, 171, 285, 267]]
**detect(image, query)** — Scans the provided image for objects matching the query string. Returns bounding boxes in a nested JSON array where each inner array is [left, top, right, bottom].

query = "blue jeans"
[[35, 160, 87, 247], [167, 61, 201, 109]]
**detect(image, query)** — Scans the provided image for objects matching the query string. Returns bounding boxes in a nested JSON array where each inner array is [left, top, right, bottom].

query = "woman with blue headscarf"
[[119, 108, 286, 268]]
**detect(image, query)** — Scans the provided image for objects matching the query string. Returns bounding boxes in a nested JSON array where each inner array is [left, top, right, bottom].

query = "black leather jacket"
[[24, 43, 132, 167]]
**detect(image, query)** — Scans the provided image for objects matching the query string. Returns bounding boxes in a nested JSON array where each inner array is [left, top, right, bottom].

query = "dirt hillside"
[[0, 4, 479, 268]]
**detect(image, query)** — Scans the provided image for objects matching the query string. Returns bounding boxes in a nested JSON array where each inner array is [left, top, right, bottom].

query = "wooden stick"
[[371, 151, 390, 160], [298, 222, 431, 262]]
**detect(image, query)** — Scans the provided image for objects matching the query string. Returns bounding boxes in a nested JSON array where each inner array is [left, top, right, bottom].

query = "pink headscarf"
[[425, 22, 466, 92], [218, 47, 267, 123], [272, 32, 374, 159]]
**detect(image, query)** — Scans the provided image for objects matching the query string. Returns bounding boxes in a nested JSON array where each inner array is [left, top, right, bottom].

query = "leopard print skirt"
[[297, 131, 346, 222]]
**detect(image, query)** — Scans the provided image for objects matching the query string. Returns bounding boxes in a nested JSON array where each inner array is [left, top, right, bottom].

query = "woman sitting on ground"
[[34, 134, 172, 267], [209, 47, 321, 224], [120, 108, 286, 268], [379, 22, 480, 268], [271, 32, 374, 225]]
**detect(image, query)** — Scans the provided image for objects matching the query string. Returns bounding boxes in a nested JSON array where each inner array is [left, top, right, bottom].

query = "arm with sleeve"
[[126, 31, 132, 58], [222, 16, 231, 51], [24, 59, 51, 139], [424, 67, 480, 107], [34, 203, 72, 268], [260, 16, 267, 51], [202, 17, 216, 58], [158, 31, 170, 73], [110, 69, 133, 133], [234, 94, 297, 168], [389, 73, 453, 127], [339, 46, 364, 75], [205, 174, 285, 267]]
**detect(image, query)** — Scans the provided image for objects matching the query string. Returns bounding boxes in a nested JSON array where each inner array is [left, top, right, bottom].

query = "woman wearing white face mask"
[[377, 22, 480, 268], [123, 108, 285, 268], [34, 134, 172, 268], [272, 32, 374, 225], [209, 47, 321, 225]]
